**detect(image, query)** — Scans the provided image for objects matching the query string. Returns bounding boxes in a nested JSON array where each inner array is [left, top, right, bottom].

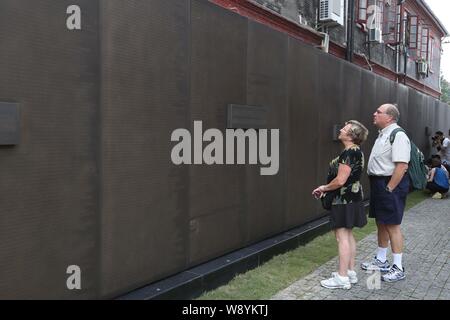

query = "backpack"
[[390, 128, 428, 190]]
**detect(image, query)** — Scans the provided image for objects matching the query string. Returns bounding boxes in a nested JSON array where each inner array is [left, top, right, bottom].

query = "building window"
[[420, 27, 429, 61], [417, 23, 423, 57], [408, 15, 418, 49], [358, 0, 368, 22], [429, 36, 434, 72], [382, 0, 398, 44], [358, 0, 385, 25], [377, 0, 384, 28]]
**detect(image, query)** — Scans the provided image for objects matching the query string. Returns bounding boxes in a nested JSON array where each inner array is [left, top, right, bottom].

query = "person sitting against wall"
[[312, 120, 369, 290], [426, 157, 449, 199], [427, 151, 450, 175], [432, 131, 450, 168]]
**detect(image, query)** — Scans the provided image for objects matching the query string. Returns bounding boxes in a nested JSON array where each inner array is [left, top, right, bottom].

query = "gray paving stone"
[[271, 197, 450, 300]]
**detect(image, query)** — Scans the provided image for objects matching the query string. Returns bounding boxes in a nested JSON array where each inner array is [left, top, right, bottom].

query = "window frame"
[[382, 0, 399, 44], [428, 36, 434, 72], [420, 27, 429, 61], [357, 0, 369, 23], [408, 15, 418, 50], [417, 22, 423, 58]]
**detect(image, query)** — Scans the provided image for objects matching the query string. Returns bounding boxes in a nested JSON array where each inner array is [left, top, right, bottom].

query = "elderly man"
[[362, 104, 410, 282]]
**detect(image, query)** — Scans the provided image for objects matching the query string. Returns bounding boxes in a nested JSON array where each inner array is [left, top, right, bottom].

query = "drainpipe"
[[395, 4, 400, 81], [344, 0, 348, 46], [403, 13, 408, 85], [317, 0, 321, 32], [403, 44, 408, 85], [398, 0, 407, 84], [346, 0, 355, 62]]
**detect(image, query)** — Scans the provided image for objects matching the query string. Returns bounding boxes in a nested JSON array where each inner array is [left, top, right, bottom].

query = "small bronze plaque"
[[0, 102, 20, 145], [227, 104, 268, 129]]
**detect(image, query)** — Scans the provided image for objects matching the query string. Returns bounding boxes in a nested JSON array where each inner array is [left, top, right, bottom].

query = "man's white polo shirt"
[[368, 123, 411, 176]]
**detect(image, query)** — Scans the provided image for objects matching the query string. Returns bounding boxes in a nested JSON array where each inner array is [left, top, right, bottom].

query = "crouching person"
[[427, 158, 449, 199]]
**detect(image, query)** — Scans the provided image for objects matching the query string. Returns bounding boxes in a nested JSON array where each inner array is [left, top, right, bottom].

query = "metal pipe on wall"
[[346, 0, 355, 62]]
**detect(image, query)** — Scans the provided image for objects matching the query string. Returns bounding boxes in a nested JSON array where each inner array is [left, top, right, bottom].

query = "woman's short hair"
[[345, 120, 369, 145]]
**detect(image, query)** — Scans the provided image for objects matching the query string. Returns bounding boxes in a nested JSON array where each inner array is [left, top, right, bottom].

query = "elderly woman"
[[312, 120, 369, 290]]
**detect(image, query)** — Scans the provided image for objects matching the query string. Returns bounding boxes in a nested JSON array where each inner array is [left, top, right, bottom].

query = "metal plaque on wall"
[[227, 104, 268, 129], [0, 102, 20, 145]]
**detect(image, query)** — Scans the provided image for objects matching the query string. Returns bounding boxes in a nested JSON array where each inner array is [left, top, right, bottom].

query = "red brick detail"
[[210, 0, 323, 44], [404, 77, 441, 99], [208, 0, 441, 99]]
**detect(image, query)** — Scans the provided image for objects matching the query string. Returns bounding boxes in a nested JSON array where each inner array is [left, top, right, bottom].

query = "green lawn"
[[197, 190, 429, 300]]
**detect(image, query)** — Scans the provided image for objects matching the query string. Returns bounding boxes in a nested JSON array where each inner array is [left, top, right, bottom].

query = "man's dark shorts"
[[369, 175, 409, 225]]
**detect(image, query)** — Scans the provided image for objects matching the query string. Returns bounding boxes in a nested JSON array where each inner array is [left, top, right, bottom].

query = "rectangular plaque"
[[0, 102, 20, 145], [227, 104, 268, 129]]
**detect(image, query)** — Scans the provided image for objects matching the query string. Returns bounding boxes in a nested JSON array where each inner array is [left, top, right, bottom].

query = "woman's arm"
[[321, 164, 351, 192], [312, 164, 351, 197]]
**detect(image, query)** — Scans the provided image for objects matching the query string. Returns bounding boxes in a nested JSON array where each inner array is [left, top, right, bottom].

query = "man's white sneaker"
[[381, 264, 406, 282], [361, 256, 391, 272], [332, 270, 358, 284], [321, 273, 351, 289]]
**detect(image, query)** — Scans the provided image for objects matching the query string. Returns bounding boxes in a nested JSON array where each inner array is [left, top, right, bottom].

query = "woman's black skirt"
[[330, 201, 367, 229]]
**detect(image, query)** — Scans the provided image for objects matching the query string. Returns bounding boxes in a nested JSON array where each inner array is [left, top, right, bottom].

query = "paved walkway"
[[272, 197, 450, 300]]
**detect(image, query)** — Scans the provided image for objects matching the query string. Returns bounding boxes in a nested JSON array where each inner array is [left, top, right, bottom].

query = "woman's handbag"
[[321, 190, 338, 211]]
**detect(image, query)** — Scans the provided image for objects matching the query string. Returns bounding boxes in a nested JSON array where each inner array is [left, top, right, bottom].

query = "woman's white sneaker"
[[331, 271, 358, 284], [347, 270, 358, 284], [321, 273, 351, 289]]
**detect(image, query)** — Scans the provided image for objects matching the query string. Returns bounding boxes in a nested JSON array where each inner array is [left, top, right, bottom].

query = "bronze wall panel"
[[316, 54, 343, 199], [422, 97, 435, 157], [340, 63, 371, 195], [0, 0, 99, 299], [436, 101, 450, 137], [286, 39, 320, 225], [396, 84, 410, 129], [407, 90, 424, 145], [188, 0, 248, 265], [341, 62, 363, 123], [359, 71, 378, 148], [99, 0, 190, 298], [245, 21, 288, 241]]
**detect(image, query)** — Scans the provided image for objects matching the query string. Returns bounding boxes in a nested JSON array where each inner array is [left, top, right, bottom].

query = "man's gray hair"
[[385, 103, 400, 122]]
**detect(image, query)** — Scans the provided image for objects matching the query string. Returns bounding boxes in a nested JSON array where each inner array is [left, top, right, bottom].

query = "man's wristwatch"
[[385, 186, 393, 193]]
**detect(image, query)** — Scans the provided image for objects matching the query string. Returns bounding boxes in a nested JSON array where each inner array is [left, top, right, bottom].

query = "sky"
[[425, 0, 450, 80]]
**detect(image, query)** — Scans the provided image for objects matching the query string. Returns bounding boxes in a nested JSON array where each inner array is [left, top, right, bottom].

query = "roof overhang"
[[417, 0, 449, 37]]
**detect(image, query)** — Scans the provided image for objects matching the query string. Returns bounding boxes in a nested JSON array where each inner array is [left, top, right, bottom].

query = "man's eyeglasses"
[[375, 110, 388, 114]]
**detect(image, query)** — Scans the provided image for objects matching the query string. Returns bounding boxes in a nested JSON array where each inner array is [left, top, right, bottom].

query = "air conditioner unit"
[[319, 0, 344, 27], [369, 28, 383, 43], [418, 60, 428, 75]]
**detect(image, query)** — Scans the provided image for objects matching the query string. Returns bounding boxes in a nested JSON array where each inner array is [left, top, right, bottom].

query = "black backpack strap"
[[389, 128, 407, 145]]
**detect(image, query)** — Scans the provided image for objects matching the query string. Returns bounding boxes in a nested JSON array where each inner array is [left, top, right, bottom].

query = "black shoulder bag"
[[321, 190, 338, 211]]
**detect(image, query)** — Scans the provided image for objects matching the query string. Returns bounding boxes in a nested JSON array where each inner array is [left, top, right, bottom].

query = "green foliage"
[[441, 75, 450, 105]]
